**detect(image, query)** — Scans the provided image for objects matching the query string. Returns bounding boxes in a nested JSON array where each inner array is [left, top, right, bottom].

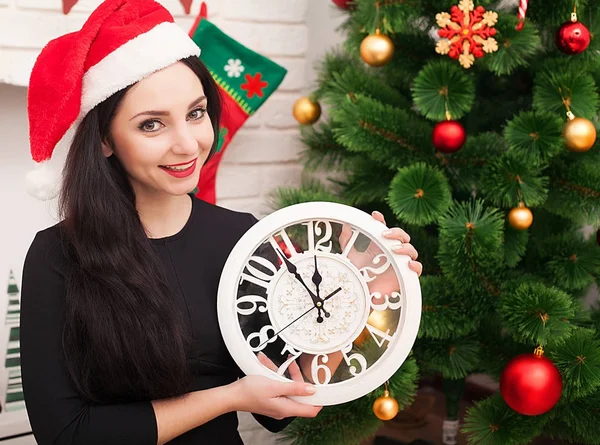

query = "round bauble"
[[500, 353, 562, 416], [564, 117, 596, 152], [432, 120, 466, 153], [332, 0, 352, 9], [508, 203, 533, 231], [373, 390, 399, 420], [555, 21, 591, 55], [360, 30, 395, 67], [293, 97, 321, 125]]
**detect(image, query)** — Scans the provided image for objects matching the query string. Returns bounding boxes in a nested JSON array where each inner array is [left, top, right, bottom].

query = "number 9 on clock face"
[[217, 202, 421, 406]]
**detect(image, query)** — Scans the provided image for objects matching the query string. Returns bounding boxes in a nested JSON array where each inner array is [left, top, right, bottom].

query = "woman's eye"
[[188, 107, 206, 120], [139, 120, 163, 132]]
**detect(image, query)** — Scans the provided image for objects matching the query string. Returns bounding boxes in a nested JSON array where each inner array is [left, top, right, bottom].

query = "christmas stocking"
[[189, 6, 287, 204]]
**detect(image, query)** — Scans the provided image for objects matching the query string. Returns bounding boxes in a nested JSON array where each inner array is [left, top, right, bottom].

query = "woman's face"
[[103, 61, 214, 198]]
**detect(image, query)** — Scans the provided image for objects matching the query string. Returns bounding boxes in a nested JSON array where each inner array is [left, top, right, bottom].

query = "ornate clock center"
[[266, 252, 371, 355]]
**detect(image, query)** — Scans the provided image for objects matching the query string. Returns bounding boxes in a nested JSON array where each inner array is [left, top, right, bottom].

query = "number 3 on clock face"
[[217, 202, 421, 406]]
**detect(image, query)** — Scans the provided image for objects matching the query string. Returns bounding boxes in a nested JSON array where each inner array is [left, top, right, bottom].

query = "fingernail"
[[382, 229, 392, 236], [392, 243, 404, 251], [305, 385, 317, 394]]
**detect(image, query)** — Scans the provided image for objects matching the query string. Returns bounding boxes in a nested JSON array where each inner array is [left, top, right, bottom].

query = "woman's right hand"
[[231, 374, 322, 420]]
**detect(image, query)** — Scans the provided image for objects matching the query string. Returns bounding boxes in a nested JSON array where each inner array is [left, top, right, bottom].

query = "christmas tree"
[[4, 271, 24, 412], [273, 1, 600, 444]]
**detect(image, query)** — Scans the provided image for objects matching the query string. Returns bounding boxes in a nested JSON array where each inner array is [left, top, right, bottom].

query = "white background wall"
[[0, 0, 346, 443]]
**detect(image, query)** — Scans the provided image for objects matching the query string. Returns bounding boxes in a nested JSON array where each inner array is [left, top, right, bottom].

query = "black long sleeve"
[[20, 228, 158, 445], [20, 197, 294, 445]]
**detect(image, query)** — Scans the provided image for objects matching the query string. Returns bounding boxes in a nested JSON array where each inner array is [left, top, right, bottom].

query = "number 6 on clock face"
[[218, 202, 421, 406]]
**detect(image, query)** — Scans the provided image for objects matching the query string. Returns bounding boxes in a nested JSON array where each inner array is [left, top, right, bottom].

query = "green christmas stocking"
[[189, 4, 287, 204]]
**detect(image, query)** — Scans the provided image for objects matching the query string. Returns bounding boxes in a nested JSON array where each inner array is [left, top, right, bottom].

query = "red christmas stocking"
[[189, 5, 287, 204]]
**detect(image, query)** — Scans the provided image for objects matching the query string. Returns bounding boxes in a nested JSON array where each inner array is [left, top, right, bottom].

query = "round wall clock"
[[217, 202, 422, 406]]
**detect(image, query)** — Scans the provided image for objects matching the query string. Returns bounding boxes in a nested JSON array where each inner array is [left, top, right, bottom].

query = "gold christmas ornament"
[[373, 389, 399, 420], [563, 115, 596, 152], [292, 96, 321, 125], [354, 309, 390, 346], [360, 29, 395, 67], [508, 202, 533, 231]]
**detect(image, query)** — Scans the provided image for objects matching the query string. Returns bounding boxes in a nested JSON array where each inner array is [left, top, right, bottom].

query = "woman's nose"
[[170, 125, 198, 155]]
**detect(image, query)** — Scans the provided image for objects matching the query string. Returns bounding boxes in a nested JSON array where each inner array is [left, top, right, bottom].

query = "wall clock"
[[217, 202, 421, 405]]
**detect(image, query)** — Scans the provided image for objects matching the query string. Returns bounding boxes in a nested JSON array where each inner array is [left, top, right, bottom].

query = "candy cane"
[[516, 0, 528, 31]]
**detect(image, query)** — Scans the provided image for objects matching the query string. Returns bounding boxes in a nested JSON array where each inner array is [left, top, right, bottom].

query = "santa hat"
[[26, 0, 200, 200]]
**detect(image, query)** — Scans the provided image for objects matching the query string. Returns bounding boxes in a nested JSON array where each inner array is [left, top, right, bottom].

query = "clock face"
[[218, 202, 421, 406]]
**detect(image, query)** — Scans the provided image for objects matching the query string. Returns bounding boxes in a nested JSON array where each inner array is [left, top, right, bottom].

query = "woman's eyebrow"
[[129, 95, 207, 121]]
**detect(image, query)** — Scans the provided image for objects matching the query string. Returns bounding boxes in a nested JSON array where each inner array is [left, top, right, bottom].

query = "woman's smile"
[[159, 158, 198, 178]]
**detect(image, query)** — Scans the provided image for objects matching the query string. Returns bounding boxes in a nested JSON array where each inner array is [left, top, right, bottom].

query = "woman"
[[20, 1, 422, 444]]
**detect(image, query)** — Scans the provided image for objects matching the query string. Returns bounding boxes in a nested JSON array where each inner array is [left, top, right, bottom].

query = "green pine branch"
[[411, 59, 476, 121], [498, 282, 576, 346], [504, 111, 564, 166], [329, 93, 434, 168], [387, 162, 453, 226], [418, 275, 479, 340], [480, 152, 549, 208], [437, 200, 504, 292], [481, 13, 540, 76], [463, 394, 548, 445], [548, 328, 600, 400]]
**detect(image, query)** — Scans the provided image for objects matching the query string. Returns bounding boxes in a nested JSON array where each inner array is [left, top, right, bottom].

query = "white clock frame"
[[217, 201, 422, 406]]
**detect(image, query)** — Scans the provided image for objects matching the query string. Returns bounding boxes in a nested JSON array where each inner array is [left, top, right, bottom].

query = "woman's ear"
[[101, 140, 114, 158]]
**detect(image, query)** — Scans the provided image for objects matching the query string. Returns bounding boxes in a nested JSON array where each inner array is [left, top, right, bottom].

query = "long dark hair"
[[59, 56, 221, 403]]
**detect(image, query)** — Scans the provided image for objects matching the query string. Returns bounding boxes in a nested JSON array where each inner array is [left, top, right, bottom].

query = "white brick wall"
[[0, 0, 310, 218], [0, 0, 314, 443]]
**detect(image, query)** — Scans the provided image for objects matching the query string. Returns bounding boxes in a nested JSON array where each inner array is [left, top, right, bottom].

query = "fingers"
[[339, 223, 352, 249], [275, 397, 322, 418], [372, 210, 386, 225], [382, 227, 411, 243], [392, 242, 418, 260], [257, 352, 278, 372], [409, 260, 423, 277], [288, 357, 304, 382], [281, 381, 317, 397]]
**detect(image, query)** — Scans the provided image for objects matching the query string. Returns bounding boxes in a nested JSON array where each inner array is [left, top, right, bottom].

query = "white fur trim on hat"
[[25, 161, 60, 201], [79, 21, 201, 121]]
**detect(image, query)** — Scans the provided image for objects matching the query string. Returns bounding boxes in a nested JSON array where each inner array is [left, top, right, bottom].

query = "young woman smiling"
[[19, 1, 422, 444]]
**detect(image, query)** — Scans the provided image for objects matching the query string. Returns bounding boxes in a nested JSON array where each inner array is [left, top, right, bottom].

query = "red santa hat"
[[26, 0, 200, 200]]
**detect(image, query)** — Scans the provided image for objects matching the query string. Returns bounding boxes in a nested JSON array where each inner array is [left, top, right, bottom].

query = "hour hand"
[[276, 248, 322, 307]]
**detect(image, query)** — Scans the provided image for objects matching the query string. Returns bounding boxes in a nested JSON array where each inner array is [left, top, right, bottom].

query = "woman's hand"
[[372, 210, 423, 277], [232, 374, 322, 420]]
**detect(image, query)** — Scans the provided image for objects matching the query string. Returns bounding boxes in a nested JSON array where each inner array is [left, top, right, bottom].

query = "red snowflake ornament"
[[241, 73, 268, 99], [436, 0, 499, 69]]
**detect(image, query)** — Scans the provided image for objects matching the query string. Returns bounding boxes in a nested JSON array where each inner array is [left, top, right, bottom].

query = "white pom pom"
[[25, 162, 60, 201]]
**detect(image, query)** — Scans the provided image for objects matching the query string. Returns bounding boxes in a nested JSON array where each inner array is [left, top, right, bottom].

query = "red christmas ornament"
[[500, 349, 563, 416], [432, 120, 466, 153], [555, 20, 590, 54], [332, 0, 353, 9], [275, 240, 303, 266]]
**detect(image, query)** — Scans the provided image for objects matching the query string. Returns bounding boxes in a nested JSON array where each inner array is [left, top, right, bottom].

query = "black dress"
[[20, 196, 293, 444]]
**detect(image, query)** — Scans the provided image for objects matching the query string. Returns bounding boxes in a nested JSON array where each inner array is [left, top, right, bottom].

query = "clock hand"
[[257, 305, 316, 350], [256, 286, 344, 350], [276, 248, 329, 320], [312, 255, 330, 322], [323, 286, 342, 302]]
